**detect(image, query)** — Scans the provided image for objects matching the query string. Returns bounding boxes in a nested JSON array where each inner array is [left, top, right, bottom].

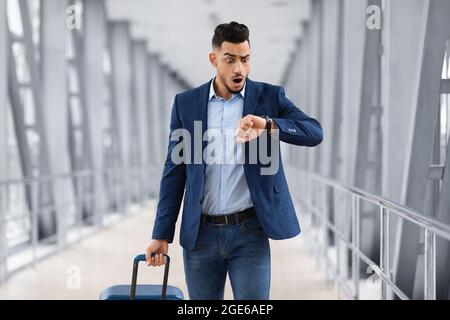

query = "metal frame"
[[299, 21, 310, 171], [41, 0, 72, 250], [131, 40, 148, 203], [352, 0, 384, 273], [8, 0, 58, 241], [395, 0, 450, 299], [310, 0, 323, 175], [146, 52, 163, 196], [0, 165, 155, 282], [290, 166, 450, 300], [109, 21, 133, 212], [147, 53, 164, 166], [329, 0, 344, 181], [0, 0, 194, 288], [434, 42, 450, 300], [67, 0, 93, 224], [380, 2, 430, 299], [0, 0, 7, 284], [82, 0, 107, 224]]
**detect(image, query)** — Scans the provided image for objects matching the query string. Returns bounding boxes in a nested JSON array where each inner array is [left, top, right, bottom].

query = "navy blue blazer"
[[152, 78, 323, 251]]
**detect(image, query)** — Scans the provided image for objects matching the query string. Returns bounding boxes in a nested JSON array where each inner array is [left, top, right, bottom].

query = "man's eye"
[[226, 60, 233, 63]]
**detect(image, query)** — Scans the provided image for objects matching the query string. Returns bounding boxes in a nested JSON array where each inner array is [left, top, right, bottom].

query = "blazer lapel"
[[197, 79, 212, 158], [242, 78, 261, 170], [242, 78, 260, 117]]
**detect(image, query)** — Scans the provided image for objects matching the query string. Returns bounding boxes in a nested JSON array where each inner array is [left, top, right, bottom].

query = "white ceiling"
[[106, 0, 311, 87]]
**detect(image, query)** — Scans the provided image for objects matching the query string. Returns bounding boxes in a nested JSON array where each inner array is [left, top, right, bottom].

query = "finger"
[[237, 117, 250, 131], [238, 133, 251, 143], [145, 251, 152, 265], [237, 127, 254, 142], [236, 128, 246, 138], [244, 116, 254, 126], [236, 128, 254, 142], [238, 128, 252, 140], [239, 116, 249, 127], [242, 119, 253, 130], [243, 130, 258, 142], [247, 128, 259, 140], [243, 128, 254, 138], [240, 136, 250, 143], [157, 253, 163, 266]]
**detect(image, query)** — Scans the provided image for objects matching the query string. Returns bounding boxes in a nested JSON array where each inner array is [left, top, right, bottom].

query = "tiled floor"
[[0, 200, 339, 300]]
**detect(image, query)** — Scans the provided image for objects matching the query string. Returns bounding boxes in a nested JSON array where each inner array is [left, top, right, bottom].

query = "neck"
[[213, 76, 232, 100]]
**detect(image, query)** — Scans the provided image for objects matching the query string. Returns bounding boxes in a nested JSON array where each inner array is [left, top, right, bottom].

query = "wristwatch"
[[262, 115, 273, 135]]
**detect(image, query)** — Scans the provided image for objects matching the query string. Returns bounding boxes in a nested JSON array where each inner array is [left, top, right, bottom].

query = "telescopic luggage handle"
[[130, 253, 171, 300]]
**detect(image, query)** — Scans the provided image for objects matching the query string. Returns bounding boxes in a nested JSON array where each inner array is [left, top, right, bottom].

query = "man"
[[145, 21, 323, 300]]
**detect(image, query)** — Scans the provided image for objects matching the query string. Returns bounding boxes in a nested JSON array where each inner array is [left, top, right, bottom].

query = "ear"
[[209, 52, 217, 67]]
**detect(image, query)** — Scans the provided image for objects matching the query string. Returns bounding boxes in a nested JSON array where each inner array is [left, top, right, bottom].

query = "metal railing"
[[287, 167, 450, 300], [0, 165, 160, 284]]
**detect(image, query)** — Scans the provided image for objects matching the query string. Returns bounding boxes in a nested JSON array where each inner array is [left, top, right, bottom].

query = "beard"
[[219, 74, 246, 94]]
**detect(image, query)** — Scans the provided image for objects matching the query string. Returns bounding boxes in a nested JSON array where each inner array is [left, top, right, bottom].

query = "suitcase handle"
[[130, 253, 171, 300]]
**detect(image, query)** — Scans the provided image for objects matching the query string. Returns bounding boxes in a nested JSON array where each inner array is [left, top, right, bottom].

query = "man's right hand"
[[145, 239, 169, 267]]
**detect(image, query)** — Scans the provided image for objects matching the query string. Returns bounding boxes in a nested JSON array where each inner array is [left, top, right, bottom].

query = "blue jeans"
[[183, 216, 271, 300]]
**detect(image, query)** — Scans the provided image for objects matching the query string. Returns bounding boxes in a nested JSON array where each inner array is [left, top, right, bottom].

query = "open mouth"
[[232, 77, 244, 84]]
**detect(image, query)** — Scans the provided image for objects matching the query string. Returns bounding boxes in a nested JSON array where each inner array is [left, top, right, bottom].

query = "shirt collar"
[[209, 76, 246, 101]]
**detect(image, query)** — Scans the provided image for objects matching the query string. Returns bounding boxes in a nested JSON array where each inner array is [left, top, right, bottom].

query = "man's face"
[[209, 41, 250, 94]]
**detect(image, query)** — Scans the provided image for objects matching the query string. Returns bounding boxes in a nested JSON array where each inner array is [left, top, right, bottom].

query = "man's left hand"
[[236, 115, 276, 143]]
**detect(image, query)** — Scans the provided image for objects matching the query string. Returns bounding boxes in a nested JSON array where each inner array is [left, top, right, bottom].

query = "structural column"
[[82, 0, 106, 222], [146, 53, 161, 193], [309, 0, 323, 174], [41, 0, 74, 245], [395, 0, 450, 299], [132, 40, 149, 200], [0, 0, 7, 180], [110, 22, 132, 172], [340, 0, 368, 186], [158, 62, 170, 163], [147, 53, 162, 163], [380, 0, 425, 294], [0, 0, 8, 283]]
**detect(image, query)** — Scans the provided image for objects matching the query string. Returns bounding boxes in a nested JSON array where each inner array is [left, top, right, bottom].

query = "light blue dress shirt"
[[201, 78, 254, 216]]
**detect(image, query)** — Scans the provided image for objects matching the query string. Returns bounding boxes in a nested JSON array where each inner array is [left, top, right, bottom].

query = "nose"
[[234, 61, 244, 74]]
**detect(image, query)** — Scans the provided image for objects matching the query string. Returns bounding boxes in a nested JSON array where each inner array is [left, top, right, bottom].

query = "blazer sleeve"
[[151, 94, 186, 243], [271, 86, 323, 147]]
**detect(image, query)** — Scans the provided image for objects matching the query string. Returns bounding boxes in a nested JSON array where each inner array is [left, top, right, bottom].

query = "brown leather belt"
[[201, 207, 257, 225]]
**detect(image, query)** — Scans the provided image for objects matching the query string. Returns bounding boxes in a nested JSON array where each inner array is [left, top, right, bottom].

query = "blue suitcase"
[[100, 253, 184, 300]]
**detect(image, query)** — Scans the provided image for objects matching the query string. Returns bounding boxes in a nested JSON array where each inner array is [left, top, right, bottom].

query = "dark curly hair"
[[212, 21, 250, 49]]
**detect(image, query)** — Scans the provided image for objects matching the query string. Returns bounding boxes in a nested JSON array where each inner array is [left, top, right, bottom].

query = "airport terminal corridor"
[[1, 0, 450, 300]]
